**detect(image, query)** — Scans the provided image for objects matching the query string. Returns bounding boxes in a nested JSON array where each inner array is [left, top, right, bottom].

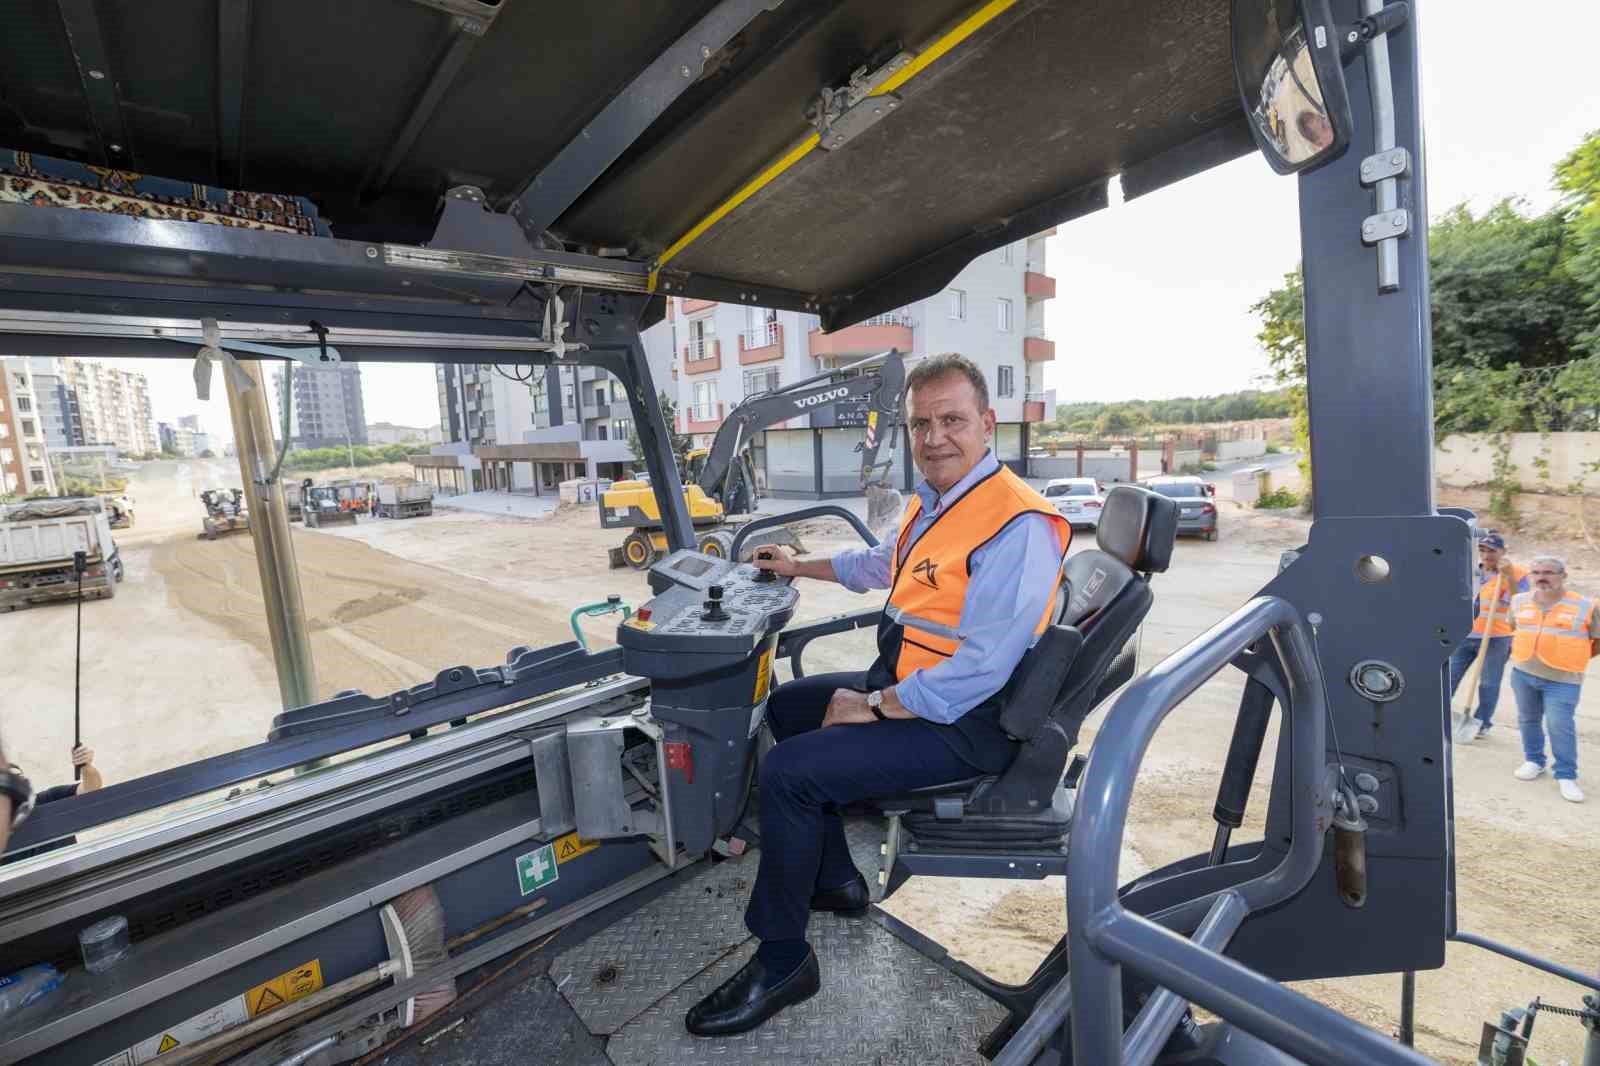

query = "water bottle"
[[0, 964, 63, 1020]]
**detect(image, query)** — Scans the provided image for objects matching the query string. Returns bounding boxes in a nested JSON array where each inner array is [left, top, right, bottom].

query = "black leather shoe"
[[685, 949, 820, 1036], [810, 872, 870, 914]]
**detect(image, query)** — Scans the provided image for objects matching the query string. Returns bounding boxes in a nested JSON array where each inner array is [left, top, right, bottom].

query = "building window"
[[594, 386, 607, 407], [693, 381, 718, 422], [0, 448, 12, 464], [1000, 243, 1014, 265], [612, 419, 632, 439], [996, 298, 1013, 333], [15, 396, 31, 412], [946, 289, 966, 320], [688, 315, 716, 360], [997, 365, 1015, 398], [29, 468, 45, 484], [743, 367, 781, 397], [20, 420, 36, 438]]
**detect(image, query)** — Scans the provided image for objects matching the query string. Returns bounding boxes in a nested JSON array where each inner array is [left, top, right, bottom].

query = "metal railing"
[[1027, 325, 1049, 339], [862, 309, 914, 328], [998, 596, 1435, 1066], [1025, 259, 1047, 274], [685, 338, 717, 362], [741, 321, 780, 348], [688, 402, 720, 423]]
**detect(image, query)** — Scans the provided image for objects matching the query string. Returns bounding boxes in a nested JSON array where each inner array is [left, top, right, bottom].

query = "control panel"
[[617, 549, 797, 678], [616, 548, 798, 855]]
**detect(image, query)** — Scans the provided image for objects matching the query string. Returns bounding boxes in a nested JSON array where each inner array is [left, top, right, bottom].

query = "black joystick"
[[753, 550, 778, 582], [701, 584, 730, 622]]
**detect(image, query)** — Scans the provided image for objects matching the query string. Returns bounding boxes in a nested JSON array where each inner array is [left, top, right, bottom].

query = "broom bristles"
[[390, 885, 456, 1022]]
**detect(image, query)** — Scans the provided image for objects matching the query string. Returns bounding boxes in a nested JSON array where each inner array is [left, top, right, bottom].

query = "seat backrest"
[[1000, 486, 1178, 742]]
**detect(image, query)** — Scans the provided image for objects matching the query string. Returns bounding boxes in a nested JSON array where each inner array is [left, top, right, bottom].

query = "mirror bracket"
[[1339, 2, 1412, 62], [1360, 208, 1410, 246], [1359, 147, 1410, 185]]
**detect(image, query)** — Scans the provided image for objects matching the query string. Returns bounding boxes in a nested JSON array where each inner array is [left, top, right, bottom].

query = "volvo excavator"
[[600, 349, 906, 569]]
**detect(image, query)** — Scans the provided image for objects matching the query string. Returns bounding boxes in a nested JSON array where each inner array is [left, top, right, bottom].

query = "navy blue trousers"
[[744, 671, 980, 943]]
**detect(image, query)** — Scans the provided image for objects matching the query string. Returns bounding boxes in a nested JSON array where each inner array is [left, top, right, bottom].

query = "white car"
[[1043, 477, 1106, 529]]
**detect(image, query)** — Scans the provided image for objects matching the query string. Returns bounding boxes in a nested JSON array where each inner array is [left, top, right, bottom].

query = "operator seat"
[[877, 485, 1178, 858]]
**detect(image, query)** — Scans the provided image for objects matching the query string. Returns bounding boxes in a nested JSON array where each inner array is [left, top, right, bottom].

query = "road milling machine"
[[198, 489, 250, 542], [2, 2, 1597, 1065]]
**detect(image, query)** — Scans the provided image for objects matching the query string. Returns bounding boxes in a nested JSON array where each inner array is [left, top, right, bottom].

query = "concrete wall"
[[1436, 432, 1600, 491], [1172, 448, 1203, 471], [1217, 439, 1267, 461]]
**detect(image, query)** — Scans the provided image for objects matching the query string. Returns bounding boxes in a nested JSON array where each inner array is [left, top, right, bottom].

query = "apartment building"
[[648, 231, 1057, 497], [158, 421, 200, 457], [25, 357, 83, 450], [0, 356, 58, 496], [270, 364, 367, 451], [59, 359, 158, 455], [431, 343, 673, 493]]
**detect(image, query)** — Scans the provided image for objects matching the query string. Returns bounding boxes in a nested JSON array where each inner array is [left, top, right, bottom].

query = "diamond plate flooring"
[[604, 907, 1005, 1065], [551, 853, 758, 1034]]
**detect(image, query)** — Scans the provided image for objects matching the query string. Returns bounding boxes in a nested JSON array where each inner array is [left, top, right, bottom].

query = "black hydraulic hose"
[[1208, 677, 1276, 865]]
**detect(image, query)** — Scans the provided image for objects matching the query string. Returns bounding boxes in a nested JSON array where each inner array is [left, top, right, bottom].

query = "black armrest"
[[998, 625, 1085, 741]]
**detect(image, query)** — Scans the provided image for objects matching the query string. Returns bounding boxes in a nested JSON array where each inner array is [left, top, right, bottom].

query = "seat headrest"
[[1094, 485, 1177, 574]]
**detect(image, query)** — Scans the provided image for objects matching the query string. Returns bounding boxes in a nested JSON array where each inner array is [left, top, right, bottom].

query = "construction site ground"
[[3, 459, 1597, 1065]]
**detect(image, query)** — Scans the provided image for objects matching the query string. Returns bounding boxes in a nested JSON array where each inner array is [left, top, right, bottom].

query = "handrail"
[[729, 504, 879, 559], [1063, 595, 1398, 1066]]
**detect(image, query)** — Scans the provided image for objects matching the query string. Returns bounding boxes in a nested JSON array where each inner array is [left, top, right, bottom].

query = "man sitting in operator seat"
[[685, 353, 1071, 1037]]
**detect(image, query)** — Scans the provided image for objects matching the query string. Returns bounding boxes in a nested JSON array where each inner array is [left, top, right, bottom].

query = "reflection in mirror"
[[1234, 0, 1348, 174]]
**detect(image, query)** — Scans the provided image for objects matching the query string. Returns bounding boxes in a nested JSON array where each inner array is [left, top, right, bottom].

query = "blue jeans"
[[1509, 669, 1581, 780], [1447, 635, 1511, 726]]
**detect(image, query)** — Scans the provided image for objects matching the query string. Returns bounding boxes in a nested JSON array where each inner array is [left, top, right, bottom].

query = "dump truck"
[[0, 497, 122, 611], [375, 481, 434, 518]]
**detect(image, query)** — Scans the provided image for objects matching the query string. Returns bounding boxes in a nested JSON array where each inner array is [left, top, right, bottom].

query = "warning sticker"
[[752, 648, 774, 704], [516, 843, 559, 895], [554, 831, 599, 864], [93, 959, 321, 1065], [246, 959, 324, 1018]]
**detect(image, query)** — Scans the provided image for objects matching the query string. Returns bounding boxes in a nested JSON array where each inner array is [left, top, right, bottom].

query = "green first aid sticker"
[[515, 844, 558, 896]]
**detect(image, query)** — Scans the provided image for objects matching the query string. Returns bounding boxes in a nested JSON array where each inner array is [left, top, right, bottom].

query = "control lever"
[[752, 549, 778, 582], [701, 584, 730, 622], [1332, 784, 1369, 908], [1208, 678, 1275, 866]]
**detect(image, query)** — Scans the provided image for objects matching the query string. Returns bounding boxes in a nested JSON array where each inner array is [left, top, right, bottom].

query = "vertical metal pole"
[[223, 358, 318, 710], [1398, 971, 1415, 1046]]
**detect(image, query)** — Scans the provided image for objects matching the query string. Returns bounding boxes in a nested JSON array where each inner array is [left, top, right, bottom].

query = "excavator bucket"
[[865, 485, 904, 536]]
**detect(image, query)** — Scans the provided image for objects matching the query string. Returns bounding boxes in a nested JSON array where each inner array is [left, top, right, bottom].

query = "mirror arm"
[[1338, 2, 1411, 64], [1354, 0, 1408, 293]]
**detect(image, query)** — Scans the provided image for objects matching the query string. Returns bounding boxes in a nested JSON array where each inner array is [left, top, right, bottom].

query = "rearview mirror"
[[1232, 0, 1354, 174]]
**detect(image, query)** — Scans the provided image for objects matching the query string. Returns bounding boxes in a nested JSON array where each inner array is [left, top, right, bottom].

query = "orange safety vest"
[[882, 466, 1070, 681], [1510, 591, 1597, 674], [1472, 565, 1528, 637]]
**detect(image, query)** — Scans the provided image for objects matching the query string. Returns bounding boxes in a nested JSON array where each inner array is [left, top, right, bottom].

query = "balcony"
[[809, 311, 914, 359], [1024, 267, 1056, 301], [683, 401, 725, 433], [1024, 328, 1055, 362], [738, 322, 784, 365], [1024, 390, 1057, 423], [682, 339, 721, 374], [683, 299, 718, 315]]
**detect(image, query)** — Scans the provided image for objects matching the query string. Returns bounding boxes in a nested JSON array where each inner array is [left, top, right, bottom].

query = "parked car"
[[1140, 475, 1219, 540], [1043, 477, 1107, 529]]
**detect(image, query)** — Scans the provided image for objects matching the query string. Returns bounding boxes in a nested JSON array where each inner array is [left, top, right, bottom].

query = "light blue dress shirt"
[[831, 451, 1065, 724]]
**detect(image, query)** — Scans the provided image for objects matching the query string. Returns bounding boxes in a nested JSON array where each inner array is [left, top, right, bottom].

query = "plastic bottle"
[[0, 964, 63, 1020]]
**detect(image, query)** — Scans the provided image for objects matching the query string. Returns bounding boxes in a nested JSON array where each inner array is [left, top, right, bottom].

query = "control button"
[[702, 585, 729, 622], [636, 607, 652, 622], [1354, 772, 1380, 793]]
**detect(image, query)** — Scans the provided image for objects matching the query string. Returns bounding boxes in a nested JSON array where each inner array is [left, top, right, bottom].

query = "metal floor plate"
[[551, 854, 757, 1034], [599, 861, 1005, 1065]]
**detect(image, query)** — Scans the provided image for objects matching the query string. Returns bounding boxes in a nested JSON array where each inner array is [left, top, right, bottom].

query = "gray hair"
[[1530, 554, 1567, 574], [906, 352, 989, 412]]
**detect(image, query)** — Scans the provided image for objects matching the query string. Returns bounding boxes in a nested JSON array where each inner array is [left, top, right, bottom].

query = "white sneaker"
[[1513, 762, 1546, 781], [1559, 779, 1585, 803]]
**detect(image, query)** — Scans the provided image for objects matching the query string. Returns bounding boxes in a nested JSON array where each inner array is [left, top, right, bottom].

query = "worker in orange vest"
[[1508, 555, 1595, 803], [1448, 530, 1528, 740]]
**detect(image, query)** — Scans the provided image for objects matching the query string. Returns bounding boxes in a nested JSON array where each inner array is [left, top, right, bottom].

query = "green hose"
[[569, 595, 632, 651]]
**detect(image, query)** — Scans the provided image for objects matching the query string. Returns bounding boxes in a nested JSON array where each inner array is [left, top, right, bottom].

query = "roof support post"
[[216, 0, 252, 187]]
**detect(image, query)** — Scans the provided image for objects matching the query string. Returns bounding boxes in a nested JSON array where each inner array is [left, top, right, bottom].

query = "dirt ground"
[[3, 463, 1597, 1064]]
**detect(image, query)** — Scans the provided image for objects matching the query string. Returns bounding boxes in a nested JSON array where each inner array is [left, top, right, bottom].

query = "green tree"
[[1250, 267, 1312, 505], [1555, 128, 1600, 356], [627, 391, 691, 469]]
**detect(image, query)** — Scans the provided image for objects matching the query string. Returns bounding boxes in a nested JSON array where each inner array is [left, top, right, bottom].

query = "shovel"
[[1451, 573, 1504, 744]]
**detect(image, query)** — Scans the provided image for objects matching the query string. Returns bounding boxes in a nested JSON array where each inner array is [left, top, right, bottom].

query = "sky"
[[95, 0, 1600, 441]]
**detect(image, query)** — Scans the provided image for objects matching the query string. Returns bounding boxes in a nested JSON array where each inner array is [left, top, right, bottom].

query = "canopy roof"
[[0, 0, 1252, 328]]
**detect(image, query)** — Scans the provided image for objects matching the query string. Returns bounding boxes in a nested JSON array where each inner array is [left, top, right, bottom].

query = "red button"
[[636, 607, 652, 621]]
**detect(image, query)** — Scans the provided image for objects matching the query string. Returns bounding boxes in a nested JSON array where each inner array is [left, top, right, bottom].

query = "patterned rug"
[[0, 149, 328, 236]]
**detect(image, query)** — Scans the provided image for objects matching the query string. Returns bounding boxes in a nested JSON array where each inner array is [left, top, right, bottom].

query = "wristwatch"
[[1, 765, 35, 830], [866, 690, 887, 721]]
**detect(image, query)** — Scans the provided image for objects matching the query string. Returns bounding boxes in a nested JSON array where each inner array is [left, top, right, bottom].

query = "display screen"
[[673, 556, 714, 577]]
